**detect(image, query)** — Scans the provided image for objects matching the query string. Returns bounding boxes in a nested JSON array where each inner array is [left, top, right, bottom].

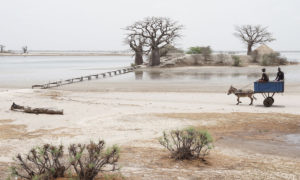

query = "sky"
[[0, 0, 299, 51]]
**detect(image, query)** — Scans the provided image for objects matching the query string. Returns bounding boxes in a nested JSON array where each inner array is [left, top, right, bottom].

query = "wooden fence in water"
[[32, 66, 138, 89]]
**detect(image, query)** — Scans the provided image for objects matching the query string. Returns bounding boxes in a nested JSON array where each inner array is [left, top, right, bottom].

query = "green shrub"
[[9, 144, 67, 179], [68, 140, 120, 180], [130, 63, 136, 67], [261, 52, 288, 66], [186, 46, 212, 61], [159, 127, 213, 160], [232, 55, 241, 66], [8, 140, 120, 180]]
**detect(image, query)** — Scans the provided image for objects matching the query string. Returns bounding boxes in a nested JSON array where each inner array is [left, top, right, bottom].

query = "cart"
[[254, 81, 284, 107]]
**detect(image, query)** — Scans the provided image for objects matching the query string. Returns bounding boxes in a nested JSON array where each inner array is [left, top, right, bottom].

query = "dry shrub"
[[9, 144, 67, 179], [215, 53, 227, 65], [261, 52, 288, 66], [8, 140, 120, 180], [68, 140, 120, 180], [159, 127, 213, 160]]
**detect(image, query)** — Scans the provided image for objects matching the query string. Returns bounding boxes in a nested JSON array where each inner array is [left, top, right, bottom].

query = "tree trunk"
[[135, 51, 143, 65], [247, 44, 253, 55], [10, 102, 63, 115], [150, 48, 160, 66]]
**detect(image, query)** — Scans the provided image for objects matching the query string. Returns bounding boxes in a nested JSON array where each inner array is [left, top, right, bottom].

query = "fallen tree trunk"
[[10, 102, 63, 115]]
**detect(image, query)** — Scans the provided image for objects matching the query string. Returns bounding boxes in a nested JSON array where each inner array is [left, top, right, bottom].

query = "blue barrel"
[[254, 81, 284, 93]]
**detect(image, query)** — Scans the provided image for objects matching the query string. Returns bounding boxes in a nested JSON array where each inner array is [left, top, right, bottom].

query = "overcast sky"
[[0, 0, 299, 51]]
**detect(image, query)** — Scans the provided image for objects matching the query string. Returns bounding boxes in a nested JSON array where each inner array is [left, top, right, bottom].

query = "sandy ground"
[[0, 83, 300, 179]]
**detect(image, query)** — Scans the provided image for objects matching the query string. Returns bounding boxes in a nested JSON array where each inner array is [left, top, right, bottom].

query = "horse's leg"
[[236, 96, 240, 105], [249, 95, 253, 105]]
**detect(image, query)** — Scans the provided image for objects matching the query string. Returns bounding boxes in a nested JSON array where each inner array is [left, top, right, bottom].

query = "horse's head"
[[227, 85, 235, 95]]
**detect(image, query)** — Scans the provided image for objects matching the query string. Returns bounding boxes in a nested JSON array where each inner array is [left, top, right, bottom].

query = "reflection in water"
[[134, 70, 284, 82], [132, 67, 298, 85], [134, 71, 143, 80], [134, 71, 264, 81], [148, 71, 162, 79]]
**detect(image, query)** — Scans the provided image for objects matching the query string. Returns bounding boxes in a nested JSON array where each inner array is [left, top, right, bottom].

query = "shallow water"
[[0, 56, 132, 87], [281, 52, 300, 62], [113, 65, 300, 86], [0, 56, 300, 88]]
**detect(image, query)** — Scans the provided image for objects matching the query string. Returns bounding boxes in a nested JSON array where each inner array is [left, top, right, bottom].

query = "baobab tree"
[[234, 25, 275, 55], [125, 34, 146, 65], [125, 17, 183, 66], [22, 46, 28, 53], [0, 45, 5, 53]]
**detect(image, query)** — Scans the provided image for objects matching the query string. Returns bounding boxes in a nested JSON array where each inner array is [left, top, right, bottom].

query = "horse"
[[227, 86, 256, 105]]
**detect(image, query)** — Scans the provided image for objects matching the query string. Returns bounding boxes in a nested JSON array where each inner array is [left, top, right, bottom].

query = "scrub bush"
[[232, 55, 241, 66], [9, 144, 67, 179], [159, 127, 213, 160], [68, 140, 120, 180], [261, 52, 288, 66]]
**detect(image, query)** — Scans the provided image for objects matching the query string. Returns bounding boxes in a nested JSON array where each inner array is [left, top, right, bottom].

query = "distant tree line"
[[0, 45, 28, 53], [124, 17, 275, 66]]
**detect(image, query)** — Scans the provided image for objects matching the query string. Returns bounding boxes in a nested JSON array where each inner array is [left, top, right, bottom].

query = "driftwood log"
[[10, 102, 63, 115]]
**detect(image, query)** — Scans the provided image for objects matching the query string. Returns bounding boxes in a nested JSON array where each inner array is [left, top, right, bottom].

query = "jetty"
[[32, 66, 137, 89]]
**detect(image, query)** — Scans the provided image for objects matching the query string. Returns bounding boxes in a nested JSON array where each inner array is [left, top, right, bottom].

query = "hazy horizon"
[[0, 0, 299, 51]]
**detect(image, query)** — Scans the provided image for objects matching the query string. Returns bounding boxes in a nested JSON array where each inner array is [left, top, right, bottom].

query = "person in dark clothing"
[[275, 67, 284, 81], [259, 68, 269, 82]]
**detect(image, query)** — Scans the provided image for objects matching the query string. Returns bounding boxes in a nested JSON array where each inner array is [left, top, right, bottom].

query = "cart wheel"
[[263, 97, 274, 107], [270, 97, 274, 105]]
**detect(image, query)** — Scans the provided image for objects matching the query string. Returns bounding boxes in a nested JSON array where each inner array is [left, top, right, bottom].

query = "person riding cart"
[[275, 67, 284, 81], [259, 68, 269, 82], [254, 67, 284, 107]]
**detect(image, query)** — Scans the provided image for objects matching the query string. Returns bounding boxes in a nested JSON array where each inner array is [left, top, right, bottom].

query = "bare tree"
[[125, 34, 146, 65], [125, 17, 183, 66], [22, 46, 28, 53], [234, 25, 275, 55], [0, 45, 5, 53]]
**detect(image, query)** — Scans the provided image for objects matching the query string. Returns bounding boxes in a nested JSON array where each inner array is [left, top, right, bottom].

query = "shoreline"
[[0, 53, 132, 56]]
